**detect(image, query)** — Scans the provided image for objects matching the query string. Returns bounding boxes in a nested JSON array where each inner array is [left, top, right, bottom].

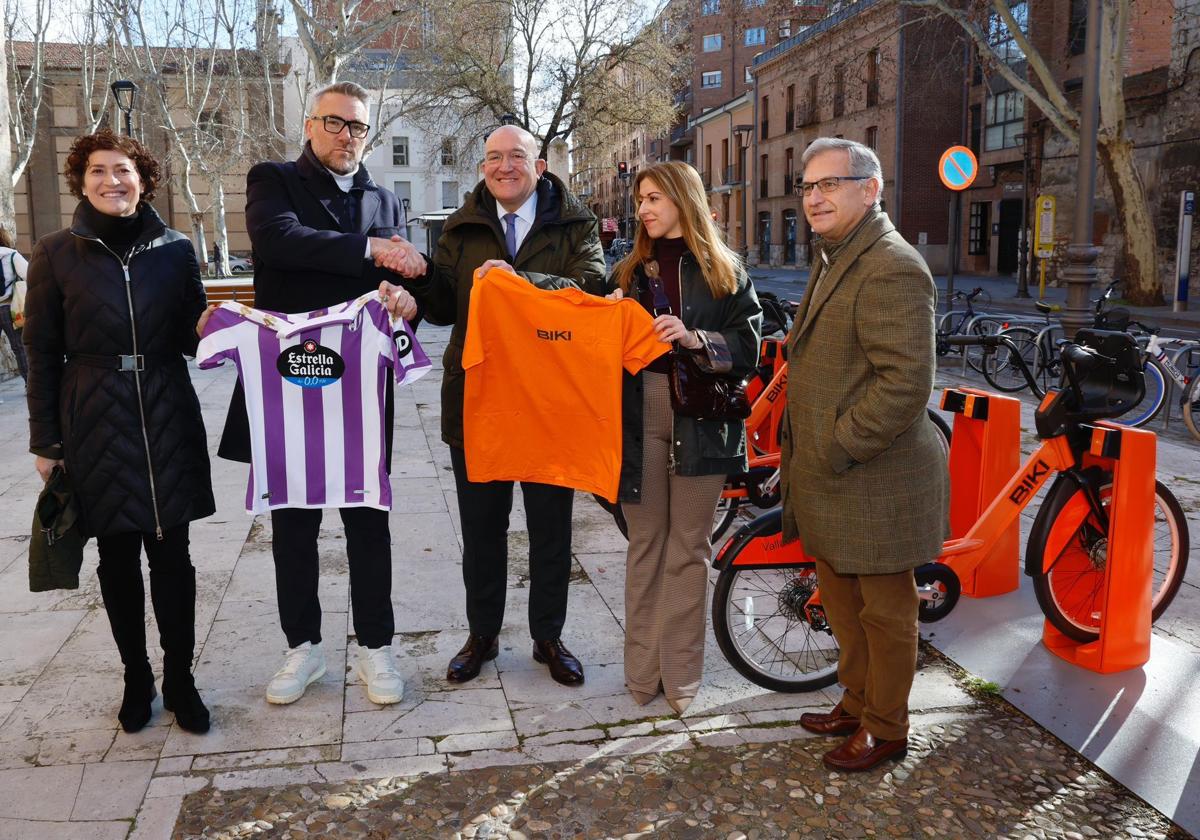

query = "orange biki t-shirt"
[[462, 267, 670, 502]]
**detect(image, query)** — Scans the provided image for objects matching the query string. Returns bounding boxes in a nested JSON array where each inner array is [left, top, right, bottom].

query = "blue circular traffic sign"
[[938, 146, 978, 191]]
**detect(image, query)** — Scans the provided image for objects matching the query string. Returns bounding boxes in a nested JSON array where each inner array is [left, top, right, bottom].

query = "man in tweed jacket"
[[780, 138, 949, 772]]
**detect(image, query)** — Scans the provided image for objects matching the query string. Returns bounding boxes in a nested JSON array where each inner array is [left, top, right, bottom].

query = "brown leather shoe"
[[822, 727, 907, 772], [532, 639, 584, 685], [446, 634, 499, 683], [799, 702, 861, 737]]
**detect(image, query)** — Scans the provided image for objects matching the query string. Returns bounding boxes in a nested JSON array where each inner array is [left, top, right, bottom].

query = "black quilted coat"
[[24, 202, 215, 538]]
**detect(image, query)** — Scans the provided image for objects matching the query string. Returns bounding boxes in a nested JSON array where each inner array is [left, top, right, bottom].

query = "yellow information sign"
[[1034, 195, 1056, 259]]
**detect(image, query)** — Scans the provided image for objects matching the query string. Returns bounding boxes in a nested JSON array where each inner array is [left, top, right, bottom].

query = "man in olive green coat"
[[382, 125, 606, 687], [780, 138, 949, 772]]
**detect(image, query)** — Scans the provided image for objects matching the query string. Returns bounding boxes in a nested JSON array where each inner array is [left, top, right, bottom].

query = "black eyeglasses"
[[797, 175, 871, 197], [308, 114, 370, 139]]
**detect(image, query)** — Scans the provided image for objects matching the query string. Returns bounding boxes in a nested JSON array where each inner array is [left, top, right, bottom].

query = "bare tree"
[[287, 0, 421, 86], [906, 0, 1163, 304], [4, 0, 50, 185], [0, 0, 15, 232], [416, 0, 685, 158]]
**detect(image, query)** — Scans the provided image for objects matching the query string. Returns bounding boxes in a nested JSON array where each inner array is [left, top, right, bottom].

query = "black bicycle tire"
[[982, 326, 1039, 393], [1029, 472, 1189, 643], [711, 562, 840, 693], [710, 495, 741, 545], [1182, 373, 1200, 442], [926, 408, 952, 461]]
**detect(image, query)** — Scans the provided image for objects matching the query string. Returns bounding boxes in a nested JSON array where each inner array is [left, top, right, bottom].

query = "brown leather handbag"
[[643, 261, 751, 421]]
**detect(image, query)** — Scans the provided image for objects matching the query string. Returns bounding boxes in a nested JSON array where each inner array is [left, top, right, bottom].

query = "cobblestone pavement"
[[175, 661, 1180, 840]]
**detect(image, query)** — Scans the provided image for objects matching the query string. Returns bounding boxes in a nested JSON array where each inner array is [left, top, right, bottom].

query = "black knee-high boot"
[[96, 537, 156, 733], [150, 559, 210, 734]]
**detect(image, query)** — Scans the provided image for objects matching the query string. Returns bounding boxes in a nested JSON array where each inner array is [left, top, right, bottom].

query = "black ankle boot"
[[118, 668, 157, 733], [163, 672, 210, 734]]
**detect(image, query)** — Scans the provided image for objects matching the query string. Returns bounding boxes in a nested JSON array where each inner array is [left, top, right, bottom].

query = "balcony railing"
[[867, 80, 879, 107], [723, 164, 739, 185], [700, 170, 712, 190], [783, 177, 794, 195], [785, 108, 795, 133], [798, 102, 816, 126]]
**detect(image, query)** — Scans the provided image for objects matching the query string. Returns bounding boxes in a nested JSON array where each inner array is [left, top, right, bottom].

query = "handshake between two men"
[[369, 234, 426, 322]]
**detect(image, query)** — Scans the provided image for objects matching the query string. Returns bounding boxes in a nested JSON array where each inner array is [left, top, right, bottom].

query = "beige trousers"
[[623, 373, 725, 702], [814, 557, 920, 741]]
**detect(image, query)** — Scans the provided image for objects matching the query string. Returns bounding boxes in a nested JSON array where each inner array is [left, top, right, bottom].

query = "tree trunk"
[[0, 0, 15, 233], [211, 178, 229, 276], [1098, 136, 1162, 306], [190, 213, 209, 277]]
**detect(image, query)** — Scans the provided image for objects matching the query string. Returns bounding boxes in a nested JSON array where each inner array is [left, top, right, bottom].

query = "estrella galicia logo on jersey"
[[536, 329, 572, 341], [394, 331, 413, 358], [277, 340, 345, 388]]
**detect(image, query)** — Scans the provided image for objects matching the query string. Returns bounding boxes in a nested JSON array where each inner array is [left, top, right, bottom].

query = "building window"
[[745, 65, 753, 83], [988, 0, 1028, 68], [745, 0, 765, 6], [760, 95, 769, 139], [806, 73, 818, 123], [784, 147, 794, 195], [703, 34, 722, 52], [441, 181, 460, 208], [865, 125, 878, 150], [1068, 0, 1086, 55], [833, 65, 845, 117], [759, 154, 768, 198], [985, 89, 1025, 150], [701, 0, 720, 14], [744, 27, 766, 46], [393, 180, 412, 204], [392, 136, 409, 167], [701, 70, 723, 89], [779, 18, 791, 39], [969, 202, 990, 256], [785, 84, 795, 132], [440, 138, 456, 166], [970, 104, 982, 155], [866, 48, 879, 107]]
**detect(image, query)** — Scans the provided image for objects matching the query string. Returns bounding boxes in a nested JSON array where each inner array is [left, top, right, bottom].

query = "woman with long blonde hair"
[[609, 161, 761, 714]]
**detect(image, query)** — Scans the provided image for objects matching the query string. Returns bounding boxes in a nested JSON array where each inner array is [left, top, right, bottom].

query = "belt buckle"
[[118, 354, 144, 372]]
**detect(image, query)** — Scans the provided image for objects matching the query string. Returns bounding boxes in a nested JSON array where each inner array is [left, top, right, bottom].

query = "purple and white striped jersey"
[[198, 293, 431, 514]]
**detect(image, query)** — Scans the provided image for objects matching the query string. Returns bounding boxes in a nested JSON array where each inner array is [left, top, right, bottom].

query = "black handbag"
[[643, 261, 751, 421]]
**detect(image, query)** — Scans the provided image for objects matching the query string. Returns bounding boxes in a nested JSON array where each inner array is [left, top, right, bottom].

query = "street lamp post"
[[401, 197, 412, 244], [1015, 132, 1032, 298], [1060, 0, 1103, 338], [620, 172, 632, 238], [110, 80, 138, 137]]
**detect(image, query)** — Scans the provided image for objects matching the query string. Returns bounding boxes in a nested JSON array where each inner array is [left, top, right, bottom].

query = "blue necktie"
[[504, 213, 519, 260]]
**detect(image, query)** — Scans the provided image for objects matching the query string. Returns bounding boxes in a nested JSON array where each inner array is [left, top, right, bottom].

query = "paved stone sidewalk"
[[173, 660, 1177, 840]]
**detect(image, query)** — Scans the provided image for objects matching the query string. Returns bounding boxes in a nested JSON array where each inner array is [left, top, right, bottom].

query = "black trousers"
[[270, 506, 394, 649], [450, 446, 574, 640], [96, 524, 196, 680]]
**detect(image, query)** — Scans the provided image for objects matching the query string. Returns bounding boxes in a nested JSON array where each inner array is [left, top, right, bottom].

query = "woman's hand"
[[653, 314, 702, 350], [35, 456, 64, 482], [195, 303, 218, 338], [606, 287, 625, 301]]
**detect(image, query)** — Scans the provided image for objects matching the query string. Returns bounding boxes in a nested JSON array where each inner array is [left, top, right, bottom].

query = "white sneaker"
[[265, 642, 326, 705], [358, 645, 404, 705]]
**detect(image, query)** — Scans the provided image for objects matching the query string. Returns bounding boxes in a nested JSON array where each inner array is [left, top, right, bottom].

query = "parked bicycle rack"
[[939, 387, 1022, 597], [1041, 422, 1155, 673]]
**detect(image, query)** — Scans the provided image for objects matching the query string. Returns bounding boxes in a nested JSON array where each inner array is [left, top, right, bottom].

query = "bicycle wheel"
[[710, 494, 741, 544], [711, 520, 840, 692], [1118, 359, 1167, 427], [926, 408, 951, 461], [1183, 373, 1200, 442], [982, 325, 1039, 392], [1028, 471, 1189, 643], [965, 318, 1003, 373]]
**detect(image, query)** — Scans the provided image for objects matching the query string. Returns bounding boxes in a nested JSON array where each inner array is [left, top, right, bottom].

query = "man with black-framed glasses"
[[781, 137, 949, 773], [220, 81, 424, 710]]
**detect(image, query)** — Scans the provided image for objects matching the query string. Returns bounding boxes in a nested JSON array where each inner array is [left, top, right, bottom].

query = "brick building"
[[743, 0, 964, 269], [691, 93, 753, 253]]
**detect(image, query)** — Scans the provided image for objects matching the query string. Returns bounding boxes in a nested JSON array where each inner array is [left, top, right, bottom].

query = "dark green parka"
[[617, 252, 762, 504], [407, 172, 606, 447]]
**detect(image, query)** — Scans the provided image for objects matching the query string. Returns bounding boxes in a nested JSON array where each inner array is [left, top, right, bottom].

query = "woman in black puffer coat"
[[24, 130, 216, 734]]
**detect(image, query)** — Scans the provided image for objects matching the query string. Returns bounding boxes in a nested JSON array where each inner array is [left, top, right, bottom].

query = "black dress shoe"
[[447, 634, 499, 683], [163, 673, 211, 734], [118, 668, 157, 733], [532, 639, 584, 686]]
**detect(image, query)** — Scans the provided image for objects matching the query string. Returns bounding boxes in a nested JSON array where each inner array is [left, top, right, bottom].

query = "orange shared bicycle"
[[711, 328, 1189, 692]]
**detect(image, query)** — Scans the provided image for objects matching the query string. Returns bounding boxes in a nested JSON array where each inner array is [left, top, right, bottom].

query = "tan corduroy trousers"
[[813, 557, 920, 741], [623, 373, 725, 704]]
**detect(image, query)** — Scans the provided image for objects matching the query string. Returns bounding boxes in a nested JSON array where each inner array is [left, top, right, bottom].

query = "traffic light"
[[617, 161, 628, 176]]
